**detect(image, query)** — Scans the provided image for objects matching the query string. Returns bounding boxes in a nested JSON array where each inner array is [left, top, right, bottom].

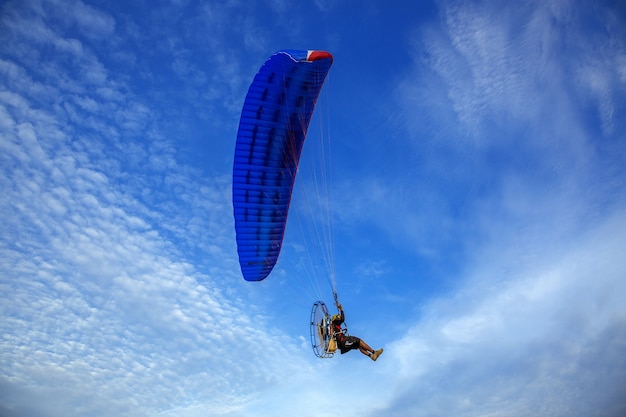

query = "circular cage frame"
[[309, 301, 335, 358]]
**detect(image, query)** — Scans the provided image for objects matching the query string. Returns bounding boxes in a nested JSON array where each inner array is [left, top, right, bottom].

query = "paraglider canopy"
[[232, 50, 333, 282]]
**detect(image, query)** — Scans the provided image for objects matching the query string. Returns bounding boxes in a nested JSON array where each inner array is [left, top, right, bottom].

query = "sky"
[[1, 0, 626, 416]]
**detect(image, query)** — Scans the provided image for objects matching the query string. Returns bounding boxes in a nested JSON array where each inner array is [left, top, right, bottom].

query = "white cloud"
[[69, 0, 116, 40], [0, 2, 317, 416], [375, 208, 626, 417], [358, 1, 626, 415], [0, 100, 312, 414]]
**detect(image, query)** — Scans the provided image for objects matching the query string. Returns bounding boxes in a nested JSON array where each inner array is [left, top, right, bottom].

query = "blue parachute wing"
[[233, 50, 333, 281]]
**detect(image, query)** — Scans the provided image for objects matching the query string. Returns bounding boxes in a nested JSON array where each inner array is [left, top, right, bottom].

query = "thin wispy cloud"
[[369, 1, 626, 415]]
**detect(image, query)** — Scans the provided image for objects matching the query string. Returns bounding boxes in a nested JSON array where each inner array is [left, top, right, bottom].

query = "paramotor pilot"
[[331, 304, 383, 361]]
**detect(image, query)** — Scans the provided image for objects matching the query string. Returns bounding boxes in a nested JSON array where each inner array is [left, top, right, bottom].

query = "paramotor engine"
[[310, 301, 335, 358], [310, 300, 348, 358]]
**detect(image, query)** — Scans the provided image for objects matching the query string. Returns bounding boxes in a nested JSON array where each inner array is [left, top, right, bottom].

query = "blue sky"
[[1, 0, 625, 416]]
